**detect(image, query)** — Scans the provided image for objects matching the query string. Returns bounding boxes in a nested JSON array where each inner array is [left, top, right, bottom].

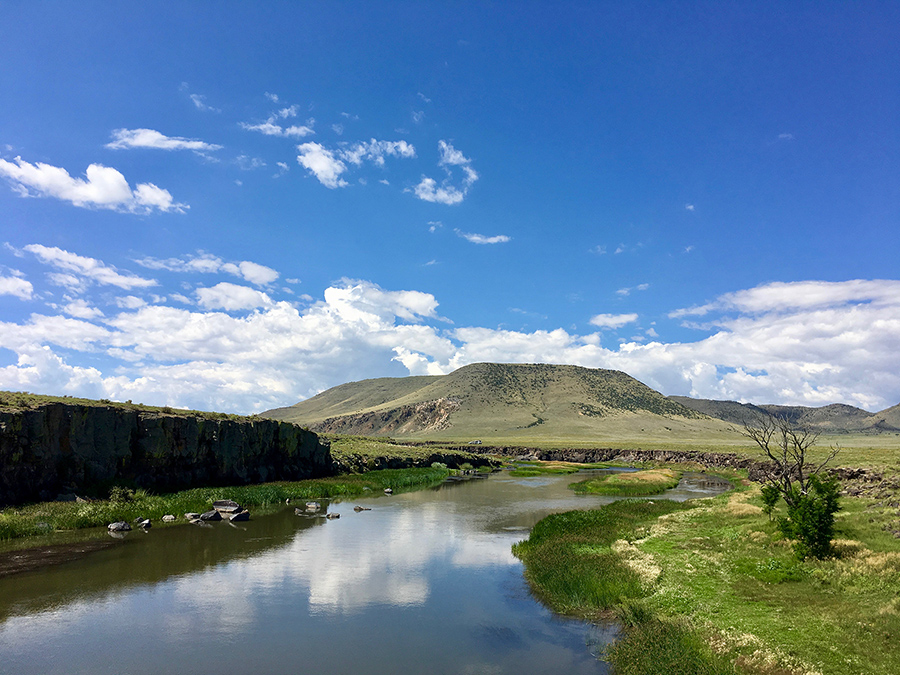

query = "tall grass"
[[570, 468, 682, 496], [512, 500, 693, 617], [0, 467, 447, 542], [605, 616, 735, 675], [513, 499, 742, 674]]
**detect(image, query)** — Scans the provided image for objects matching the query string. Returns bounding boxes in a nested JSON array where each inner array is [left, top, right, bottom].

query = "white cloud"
[[670, 279, 900, 318], [189, 93, 220, 113], [62, 298, 103, 319], [241, 105, 314, 138], [296, 142, 348, 188], [455, 230, 511, 245], [0, 156, 187, 214], [26, 244, 157, 291], [195, 282, 274, 311], [223, 261, 279, 286], [616, 283, 649, 297], [106, 128, 223, 152], [2, 246, 898, 414], [340, 139, 416, 167], [413, 177, 465, 205], [589, 313, 638, 329], [133, 252, 278, 286], [235, 155, 266, 170], [0, 273, 33, 300], [778, 133, 795, 140], [412, 141, 478, 205], [115, 295, 147, 310], [276, 105, 300, 119]]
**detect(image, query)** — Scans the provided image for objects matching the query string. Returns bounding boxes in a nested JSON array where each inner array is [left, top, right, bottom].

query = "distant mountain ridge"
[[669, 397, 900, 434]]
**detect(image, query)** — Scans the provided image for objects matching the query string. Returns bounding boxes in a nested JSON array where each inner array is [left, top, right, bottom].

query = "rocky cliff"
[[0, 402, 331, 506]]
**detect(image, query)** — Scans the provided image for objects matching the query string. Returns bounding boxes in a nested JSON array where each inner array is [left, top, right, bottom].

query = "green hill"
[[671, 395, 900, 434], [263, 363, 738, 442]]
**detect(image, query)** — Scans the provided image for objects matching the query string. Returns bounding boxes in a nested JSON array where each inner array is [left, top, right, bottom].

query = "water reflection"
[[0, 469, 728, 674]]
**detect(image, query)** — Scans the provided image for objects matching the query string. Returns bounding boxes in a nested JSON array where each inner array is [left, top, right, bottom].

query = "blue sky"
[[1, 2, 899, 413]]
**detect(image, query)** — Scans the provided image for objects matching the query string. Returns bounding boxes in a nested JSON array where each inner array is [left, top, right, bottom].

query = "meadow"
[[514, 468, 900, 675]]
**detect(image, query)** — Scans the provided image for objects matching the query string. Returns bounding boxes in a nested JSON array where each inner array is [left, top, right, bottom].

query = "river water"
[[0, 470, 730, 675]]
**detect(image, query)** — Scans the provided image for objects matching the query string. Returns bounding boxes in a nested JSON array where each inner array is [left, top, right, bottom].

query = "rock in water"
[[108, 521, 131, 532], [212, 499, 242, 515], [326, 512, 340, 519], [139, 519, 151, 529], [162, 514, 176, 522], [199, 510, 222, 521], [229, 510, 250, 522]]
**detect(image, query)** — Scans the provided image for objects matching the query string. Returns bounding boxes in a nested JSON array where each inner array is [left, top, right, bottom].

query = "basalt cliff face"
[[0, 403, 331, 506]]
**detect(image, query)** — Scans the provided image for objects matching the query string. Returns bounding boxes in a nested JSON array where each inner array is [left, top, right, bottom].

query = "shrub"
[[778, 473, 841, 560]]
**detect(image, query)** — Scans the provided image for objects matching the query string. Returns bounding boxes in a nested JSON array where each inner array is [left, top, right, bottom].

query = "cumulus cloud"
[[0, 156, 187, 213], [106, 128, 223, 152], [413, 178, 466, 205], [62, 298, 104, 319], [296, 142, 348, 188], [455, 230, 511, 245], [589, 313, 639, 329], [1, 247, 898, 414], [0, 272, 33, 300], [339, 139, 416, 167], [241, 104, 314, 138], [195, 282, 274, 311], [412, 141, 478, 205]]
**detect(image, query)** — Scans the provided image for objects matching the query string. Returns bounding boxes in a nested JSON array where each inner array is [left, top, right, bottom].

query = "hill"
[[263, 363, 737, 441], [670, 396, 900, 434]]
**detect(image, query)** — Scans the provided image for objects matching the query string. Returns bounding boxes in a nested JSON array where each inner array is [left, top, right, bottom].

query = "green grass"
[[514, 480, 900, 674], [0, 389, 260, 421], [512, 499, 694, 617], [507, 461, 582, 477], [570, 468, 682, 496], [0, 467, 448, 544], [328, 435, 494, 470]]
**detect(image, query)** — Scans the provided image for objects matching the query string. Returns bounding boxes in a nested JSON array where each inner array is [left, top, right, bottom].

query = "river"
[[0, 469, 730, 674]]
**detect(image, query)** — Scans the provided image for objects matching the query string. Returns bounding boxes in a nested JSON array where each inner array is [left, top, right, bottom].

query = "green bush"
[[778, 473, 841, 559]]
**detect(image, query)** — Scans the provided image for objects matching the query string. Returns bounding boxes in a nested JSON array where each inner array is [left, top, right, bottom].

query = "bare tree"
[[742, 415, 839, 508], [741, 414, 841, 559]]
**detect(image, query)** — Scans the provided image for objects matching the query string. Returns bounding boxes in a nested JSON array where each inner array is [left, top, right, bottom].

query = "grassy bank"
[[513, 478, 900, 674], [329, 435, 497, 470], [571, 468, 682, 496], [0, 467, 448, 543]]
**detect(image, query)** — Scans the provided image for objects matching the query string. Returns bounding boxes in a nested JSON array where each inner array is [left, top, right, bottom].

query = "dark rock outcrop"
[[0, 402, 331, 506]]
